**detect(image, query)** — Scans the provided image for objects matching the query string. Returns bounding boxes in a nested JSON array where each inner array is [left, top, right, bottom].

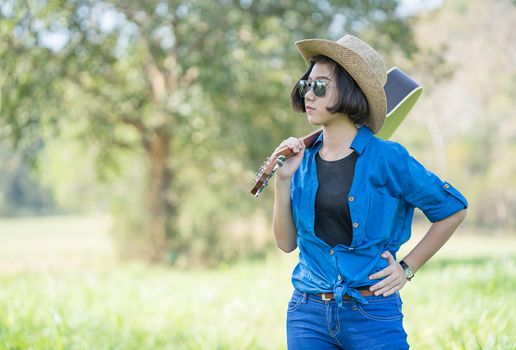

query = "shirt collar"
[[312, 125, 374, 155]]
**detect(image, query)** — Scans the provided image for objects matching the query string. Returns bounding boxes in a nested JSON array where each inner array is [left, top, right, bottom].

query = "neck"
[[321, 118, 358, 154]]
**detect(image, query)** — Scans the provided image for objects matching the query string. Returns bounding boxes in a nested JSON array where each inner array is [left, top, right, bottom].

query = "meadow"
[[0, 215, 514, 349]]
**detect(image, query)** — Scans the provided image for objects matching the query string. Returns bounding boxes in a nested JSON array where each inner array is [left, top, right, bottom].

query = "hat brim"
[[295, 39, 387, 133]]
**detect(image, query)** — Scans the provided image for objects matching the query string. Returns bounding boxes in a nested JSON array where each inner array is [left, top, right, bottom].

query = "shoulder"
[[367, 136, 411, 163]]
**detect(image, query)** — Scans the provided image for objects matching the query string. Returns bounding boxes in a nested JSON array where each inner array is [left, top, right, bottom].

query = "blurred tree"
[[395, 0, 516, 230], [0, 144, 59, 216], [0, 0, 417, 264]]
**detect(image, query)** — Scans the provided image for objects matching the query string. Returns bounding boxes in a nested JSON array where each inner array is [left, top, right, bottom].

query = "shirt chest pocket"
[[365, 192, 401, 242]]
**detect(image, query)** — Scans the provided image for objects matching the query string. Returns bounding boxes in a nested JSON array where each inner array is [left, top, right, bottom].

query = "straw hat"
[[295, 34, 387, 134]]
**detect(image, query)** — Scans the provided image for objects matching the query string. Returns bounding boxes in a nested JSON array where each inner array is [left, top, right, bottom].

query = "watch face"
[[405, 268, 414, 279]]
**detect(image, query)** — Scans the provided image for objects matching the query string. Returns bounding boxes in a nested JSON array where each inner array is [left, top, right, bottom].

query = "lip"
[[306, 106, 315, 111]]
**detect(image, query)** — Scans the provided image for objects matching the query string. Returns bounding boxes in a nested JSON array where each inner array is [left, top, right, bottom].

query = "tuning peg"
[[276, 155, 286, 167]]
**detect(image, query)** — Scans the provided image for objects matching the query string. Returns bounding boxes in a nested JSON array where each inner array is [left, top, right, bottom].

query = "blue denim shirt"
[[290, 125, 468, 306]]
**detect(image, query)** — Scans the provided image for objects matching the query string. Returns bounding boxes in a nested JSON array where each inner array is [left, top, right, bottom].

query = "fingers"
[[369, 264, 393, 280], [368, 255, 408, 296], [369, 251, 397, 279], [380, 286, 400, 297], [369, 272, 395, 292], [288, 137, 304, 153], [369, 272, 406, 296], [370, 277, 405, 296], [381, 250, 395, 264], [277, 137, 305, 154]]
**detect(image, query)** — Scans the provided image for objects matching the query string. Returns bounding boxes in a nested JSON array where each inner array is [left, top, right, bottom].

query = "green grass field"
[[0, 215, 515, 349]]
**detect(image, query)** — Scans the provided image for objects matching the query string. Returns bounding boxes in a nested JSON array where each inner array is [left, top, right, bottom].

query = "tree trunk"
[[144, 130, 174, 263]]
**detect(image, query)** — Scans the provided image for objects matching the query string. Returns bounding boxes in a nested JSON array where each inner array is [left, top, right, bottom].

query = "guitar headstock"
[[251, 155, 286, 197], [250, 128, 322, 197]]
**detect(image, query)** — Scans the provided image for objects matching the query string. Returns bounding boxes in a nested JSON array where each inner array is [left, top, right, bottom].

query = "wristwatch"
[[399, 260, 415, 281]]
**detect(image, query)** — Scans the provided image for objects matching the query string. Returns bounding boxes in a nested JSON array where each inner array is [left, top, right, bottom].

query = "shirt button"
[[349, 195, 354, 202], [353, 222, 359, 228], [444, 183, 450, 189], [329, 250, 334, 255], [338, 275, 342, 280]]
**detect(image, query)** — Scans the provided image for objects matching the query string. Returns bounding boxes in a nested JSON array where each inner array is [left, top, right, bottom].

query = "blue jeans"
[[286, 289, 409, 349]]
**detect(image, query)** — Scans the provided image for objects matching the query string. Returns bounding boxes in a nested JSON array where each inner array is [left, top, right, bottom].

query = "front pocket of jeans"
[[287, 293, 303, 313], [356, 295, 403, 321]]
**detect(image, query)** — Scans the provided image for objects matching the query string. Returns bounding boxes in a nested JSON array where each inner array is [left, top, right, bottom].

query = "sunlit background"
[[0, 0, 515, 349]]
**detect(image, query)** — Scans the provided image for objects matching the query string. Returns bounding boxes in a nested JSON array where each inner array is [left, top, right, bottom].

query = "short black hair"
[[291, 55, 369, 125]]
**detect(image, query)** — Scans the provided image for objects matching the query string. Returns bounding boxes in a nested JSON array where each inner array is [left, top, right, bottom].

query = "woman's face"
[[304, 62, 340, 126]]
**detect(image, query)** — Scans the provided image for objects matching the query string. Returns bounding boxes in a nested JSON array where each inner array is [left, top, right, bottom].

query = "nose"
[[304, 87, 316, 101]]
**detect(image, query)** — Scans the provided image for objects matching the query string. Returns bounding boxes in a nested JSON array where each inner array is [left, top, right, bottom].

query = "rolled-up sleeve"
[[390, 143, 468, 223]]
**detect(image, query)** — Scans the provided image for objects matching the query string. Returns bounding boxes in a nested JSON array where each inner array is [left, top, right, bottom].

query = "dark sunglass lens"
[[313, 81, 326, 97], [298, 80, 309, 96]]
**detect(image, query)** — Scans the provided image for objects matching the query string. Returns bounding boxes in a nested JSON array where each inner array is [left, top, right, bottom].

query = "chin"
[[307, 114, 325, 126]]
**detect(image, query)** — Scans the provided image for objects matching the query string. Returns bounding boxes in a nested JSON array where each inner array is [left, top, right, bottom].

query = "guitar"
[[251, 67, 423, 197]]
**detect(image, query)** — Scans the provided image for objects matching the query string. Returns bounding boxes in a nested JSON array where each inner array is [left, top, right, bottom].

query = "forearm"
[[402, 209, 468, 273], [272, 176, 297, 253]]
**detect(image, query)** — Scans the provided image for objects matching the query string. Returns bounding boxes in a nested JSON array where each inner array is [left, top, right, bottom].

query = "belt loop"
[[301, 292, 307, 303]]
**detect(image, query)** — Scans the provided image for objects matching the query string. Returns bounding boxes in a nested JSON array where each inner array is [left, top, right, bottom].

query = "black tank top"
[[314, 150, 358, 247]]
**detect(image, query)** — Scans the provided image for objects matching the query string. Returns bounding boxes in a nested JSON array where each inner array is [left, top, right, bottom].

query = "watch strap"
[[399, 260, 409, 270]]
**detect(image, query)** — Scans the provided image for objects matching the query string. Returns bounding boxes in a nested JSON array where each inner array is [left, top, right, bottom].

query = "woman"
[[272, 35, 468, 349]]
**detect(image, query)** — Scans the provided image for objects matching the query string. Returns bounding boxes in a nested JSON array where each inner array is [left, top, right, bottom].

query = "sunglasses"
[[297, 79, 332, 97]]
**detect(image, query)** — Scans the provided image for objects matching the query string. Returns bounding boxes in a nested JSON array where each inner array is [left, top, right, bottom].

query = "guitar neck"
[[302, 128, 324, 148], [274, 128, 323, 158]]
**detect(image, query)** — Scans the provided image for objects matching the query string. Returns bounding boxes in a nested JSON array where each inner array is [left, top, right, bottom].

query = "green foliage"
[[0, 0, 417, 264]]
